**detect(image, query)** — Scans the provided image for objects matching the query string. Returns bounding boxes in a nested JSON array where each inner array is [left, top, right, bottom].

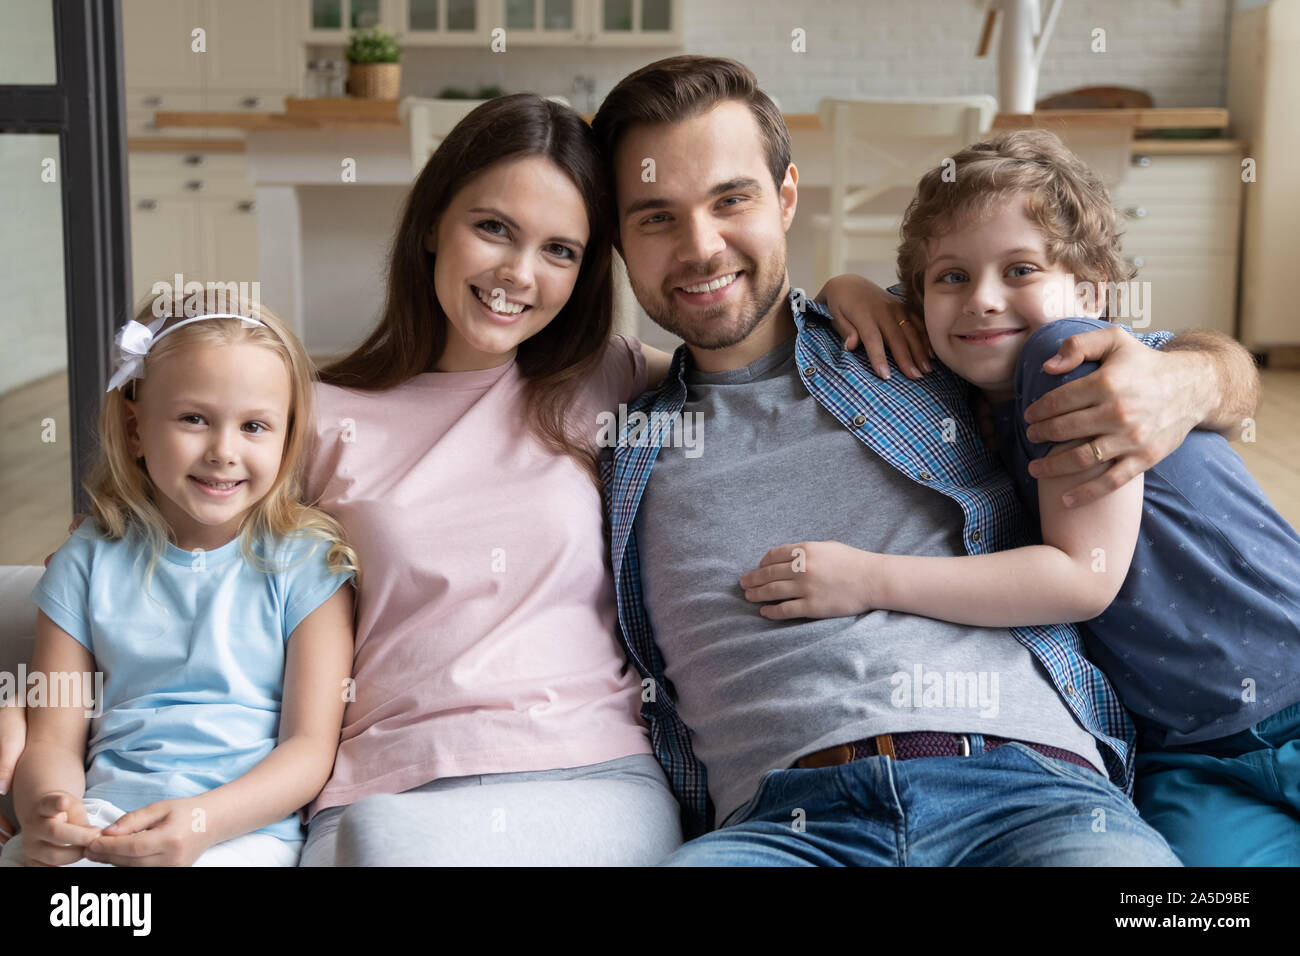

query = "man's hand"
[[740, 541, 878, 620], [814, 274, 933, 381], [17, 791, 102, 866], [86, 797, 214, 867], [1023, 325, 1229, 508]]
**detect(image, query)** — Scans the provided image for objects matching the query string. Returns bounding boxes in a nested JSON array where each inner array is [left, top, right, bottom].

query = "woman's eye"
[[1007, 264, 1037, 278], [476, 219, 507, 237], [545, 243, 576, 260]]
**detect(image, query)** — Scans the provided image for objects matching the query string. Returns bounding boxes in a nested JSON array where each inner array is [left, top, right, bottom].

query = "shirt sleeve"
[[273, 535, 355, 641], [29, 526, 97, 652], [1013, 318, 1110, 459]]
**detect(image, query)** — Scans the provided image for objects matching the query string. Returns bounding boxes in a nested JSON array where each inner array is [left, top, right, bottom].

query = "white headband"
[[106, 312, 268, 394]]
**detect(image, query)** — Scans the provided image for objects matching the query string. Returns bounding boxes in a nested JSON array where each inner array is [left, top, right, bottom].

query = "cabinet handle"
[[136, 199, 158, 211], [1124, 205, 1148, 219], [1132, 154, 1151, 168], [141, 95, 163, 107], [240, 96, 262, 108], [236, 200, 255, 212], [184, 180, 204, 192], [183, 154, 204, 166]]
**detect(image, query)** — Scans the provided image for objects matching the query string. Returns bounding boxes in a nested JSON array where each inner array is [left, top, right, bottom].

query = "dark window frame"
[[0, 0, 131, 516]]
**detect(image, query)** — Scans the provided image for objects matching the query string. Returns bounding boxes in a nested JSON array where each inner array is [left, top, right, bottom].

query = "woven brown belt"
[[795, 731, 1099, 774]]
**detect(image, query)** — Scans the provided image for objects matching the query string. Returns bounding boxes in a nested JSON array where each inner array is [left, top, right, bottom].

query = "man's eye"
[[476, 219, 507, 236], [719, 196, 745, 208], [642, 213, 668, 226]]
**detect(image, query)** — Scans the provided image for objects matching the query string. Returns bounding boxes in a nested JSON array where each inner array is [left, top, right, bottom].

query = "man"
[[590, 56, 1260, 865]]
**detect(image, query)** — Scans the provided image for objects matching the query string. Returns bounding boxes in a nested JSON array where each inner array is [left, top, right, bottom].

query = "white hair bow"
[[106, 313, 267, 394]]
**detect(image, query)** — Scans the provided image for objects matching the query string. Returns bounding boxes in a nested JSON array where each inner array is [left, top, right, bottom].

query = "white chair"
[[812, 96, 998, 289], [399, 95, 572, 177]]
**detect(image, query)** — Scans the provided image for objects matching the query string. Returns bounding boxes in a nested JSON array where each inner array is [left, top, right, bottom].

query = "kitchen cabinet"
[[1109, 147, 1243, 337], [128, 154, 259, 304], [124, 0, 302, 140], [305, 0, 681, 46]]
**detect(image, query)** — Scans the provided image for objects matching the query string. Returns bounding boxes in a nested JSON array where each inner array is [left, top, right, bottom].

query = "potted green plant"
[[345, 27, 401, 99]]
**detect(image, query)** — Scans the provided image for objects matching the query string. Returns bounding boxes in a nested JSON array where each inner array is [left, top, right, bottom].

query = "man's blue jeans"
[[661, 738, 1183, 866]]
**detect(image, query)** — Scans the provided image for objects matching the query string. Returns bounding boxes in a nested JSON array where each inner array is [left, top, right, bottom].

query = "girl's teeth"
[[196, 478, 240, 489], [474, 287, 525, 314], [682, 273, 738, 294]]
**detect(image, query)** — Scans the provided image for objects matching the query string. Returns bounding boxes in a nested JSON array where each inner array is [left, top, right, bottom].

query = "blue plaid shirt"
[[602, 288, 1175, 838]]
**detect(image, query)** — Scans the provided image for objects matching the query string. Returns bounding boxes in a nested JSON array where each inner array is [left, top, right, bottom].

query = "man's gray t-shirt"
[[636, 334, 1104, 825]]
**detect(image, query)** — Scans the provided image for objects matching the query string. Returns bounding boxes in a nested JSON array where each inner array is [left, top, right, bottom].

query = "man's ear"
[[779, 163, 798, 232], [122, 398, 143, 459]]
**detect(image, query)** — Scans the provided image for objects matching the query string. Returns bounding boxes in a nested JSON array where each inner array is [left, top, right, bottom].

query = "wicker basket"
[[347, 63, 401, 99]]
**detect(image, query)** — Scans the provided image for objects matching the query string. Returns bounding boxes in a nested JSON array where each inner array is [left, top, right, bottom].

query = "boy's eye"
[[476, 219, 508, 237], [935, 270, 966, 284], [181, 414, 205, 425]]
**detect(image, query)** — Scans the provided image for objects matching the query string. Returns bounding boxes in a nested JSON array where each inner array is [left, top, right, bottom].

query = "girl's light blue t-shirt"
[[30, 519, 354, 842]]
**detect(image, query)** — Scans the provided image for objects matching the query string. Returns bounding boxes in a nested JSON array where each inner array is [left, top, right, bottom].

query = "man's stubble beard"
[[628, 246, 790, 352]]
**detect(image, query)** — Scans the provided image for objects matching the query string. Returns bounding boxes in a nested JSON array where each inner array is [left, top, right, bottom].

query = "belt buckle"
[[955, 733, 971, 757]]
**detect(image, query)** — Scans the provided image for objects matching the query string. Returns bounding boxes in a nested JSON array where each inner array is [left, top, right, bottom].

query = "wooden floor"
[[4, 366, 1300, 566]]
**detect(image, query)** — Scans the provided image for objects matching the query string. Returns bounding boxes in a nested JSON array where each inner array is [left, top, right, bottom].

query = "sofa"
[[0, 567, 43, 832]]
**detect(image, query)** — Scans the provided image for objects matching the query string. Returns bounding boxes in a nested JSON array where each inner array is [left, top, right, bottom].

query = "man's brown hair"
[[897, 128, 1131, 317], [591, 55, 792, 208]]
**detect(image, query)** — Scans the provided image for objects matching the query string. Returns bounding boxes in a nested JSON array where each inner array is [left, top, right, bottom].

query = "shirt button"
[[852, 414, 866, 427], [918, 470, 932, 481], [1065, 683, 1077, 697], [803, 365, 816, 376], [970, 530, 981, 542]]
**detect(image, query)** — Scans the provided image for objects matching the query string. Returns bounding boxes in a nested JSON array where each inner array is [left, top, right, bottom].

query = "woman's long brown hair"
[[319, 94, 615, 483]]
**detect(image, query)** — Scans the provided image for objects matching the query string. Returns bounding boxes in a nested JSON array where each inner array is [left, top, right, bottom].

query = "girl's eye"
[[476, 219, 508, 237], [544, 243, 576, 261], [936, 270, 966, 284], [1007, 264, 1037, 278], [181, 414, 205, 425], [244, 422, 267, 434]]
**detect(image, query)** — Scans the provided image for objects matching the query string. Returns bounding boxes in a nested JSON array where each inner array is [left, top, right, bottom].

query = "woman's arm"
[[741, 439, 1144, 626], [13, 613, 102, 864], [86, 584, 355, 865]]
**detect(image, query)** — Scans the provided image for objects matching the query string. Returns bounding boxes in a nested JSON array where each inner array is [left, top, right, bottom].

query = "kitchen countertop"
[[154, 98, 1231, 135]]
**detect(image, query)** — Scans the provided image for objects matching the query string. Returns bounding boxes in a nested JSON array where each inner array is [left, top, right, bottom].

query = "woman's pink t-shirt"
[[303, 336, 653, 819]]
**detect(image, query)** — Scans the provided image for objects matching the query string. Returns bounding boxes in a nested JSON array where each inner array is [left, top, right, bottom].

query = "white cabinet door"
[[200, 198, 261, 287], [129, 197, 203, 305], [122, 0, 203, 89], [203, 0, 302, 91]]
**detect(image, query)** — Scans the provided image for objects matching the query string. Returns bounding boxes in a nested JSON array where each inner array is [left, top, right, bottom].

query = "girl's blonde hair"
[[84, 286, 359, 595], [897, 128, 1131, 318]]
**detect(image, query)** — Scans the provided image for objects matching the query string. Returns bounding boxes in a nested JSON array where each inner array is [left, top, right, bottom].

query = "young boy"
[[740, 129, 1300, 865]]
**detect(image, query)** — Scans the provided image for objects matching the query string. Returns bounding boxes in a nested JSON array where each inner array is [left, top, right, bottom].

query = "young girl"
[[2, 292, 357, 867], [740, 129, 1300, 866]]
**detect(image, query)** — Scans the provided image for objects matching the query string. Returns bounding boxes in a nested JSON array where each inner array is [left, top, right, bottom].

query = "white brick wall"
[[332, 0, 1233, 112]]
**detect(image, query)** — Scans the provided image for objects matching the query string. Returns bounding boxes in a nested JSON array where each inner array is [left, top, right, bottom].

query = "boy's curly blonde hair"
[[897, 128, 1131, 318]]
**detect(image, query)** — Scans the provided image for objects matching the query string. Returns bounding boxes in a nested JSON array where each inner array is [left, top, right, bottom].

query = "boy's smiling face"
[[921, 195, 1102, 401]]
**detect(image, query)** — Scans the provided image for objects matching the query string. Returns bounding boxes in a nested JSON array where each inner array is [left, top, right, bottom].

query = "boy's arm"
[[1023, 325, 1260, 506], [744, 441, 1143, 627], [89, 584, 354, 858]]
